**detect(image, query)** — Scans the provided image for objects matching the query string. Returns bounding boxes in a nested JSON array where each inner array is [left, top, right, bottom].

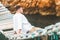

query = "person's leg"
[[29, 27, 42, 33]]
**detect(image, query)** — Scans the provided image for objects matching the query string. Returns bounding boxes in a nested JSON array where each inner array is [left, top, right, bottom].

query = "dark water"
[[3, 13, 60, 31], [24, 14, 60, 28]]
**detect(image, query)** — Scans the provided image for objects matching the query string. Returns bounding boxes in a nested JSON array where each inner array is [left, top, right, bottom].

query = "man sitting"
[[13, 6, 42, 34]]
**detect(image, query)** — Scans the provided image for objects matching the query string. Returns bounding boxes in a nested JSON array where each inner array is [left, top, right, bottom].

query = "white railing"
[[0, 2, 13, 30]]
